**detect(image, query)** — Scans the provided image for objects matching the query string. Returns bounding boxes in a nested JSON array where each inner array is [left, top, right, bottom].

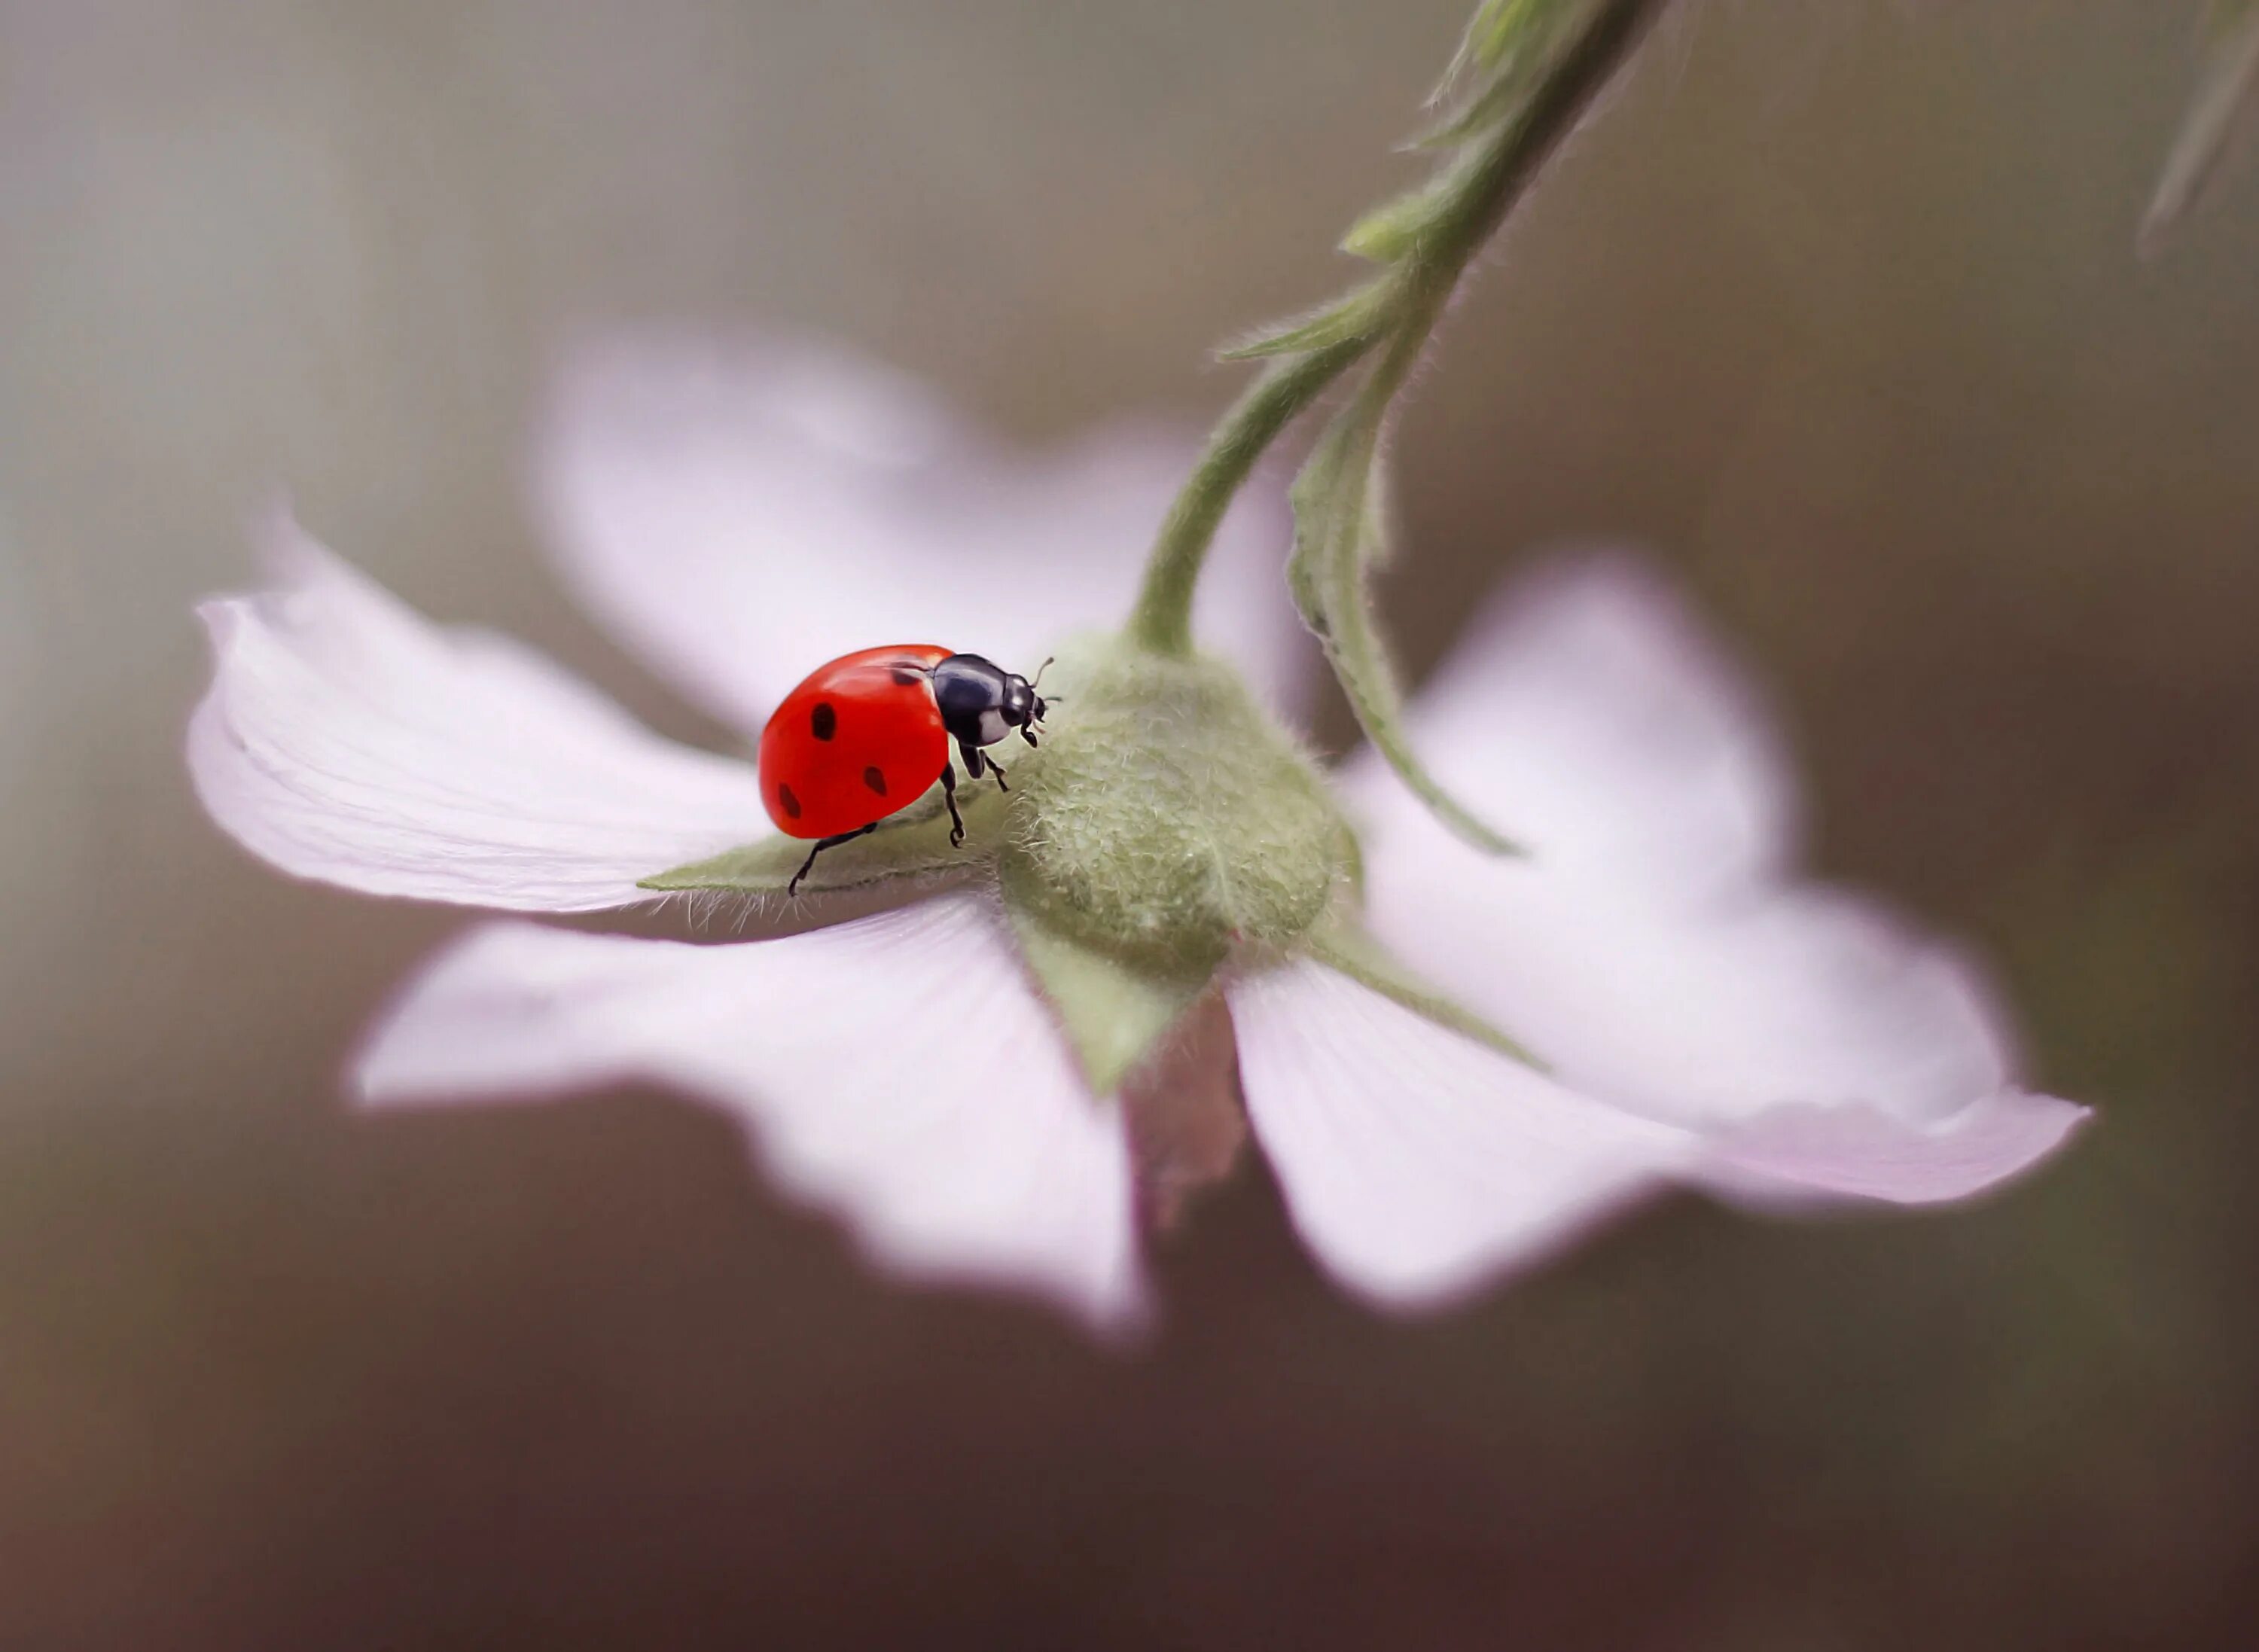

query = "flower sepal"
[[1288, 410, 1526, 858], [638, 782, 1008, 899], [1300, 912, 1542, 1069], [1005, 896, 1212, 1099]]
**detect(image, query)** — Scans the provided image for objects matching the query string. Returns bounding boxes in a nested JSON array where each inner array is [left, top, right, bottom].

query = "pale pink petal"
[[535, 331, 1312, 732], [1366, 862, 2023, 1135], [353, 893, 1144, 1330], [187, 511, 769, 912], [1341, 553, 1794, 904], [1706, 1089, 2090, 1205], [1351, 550, 2084, 1205], [1227, 961, 1697, 1309]]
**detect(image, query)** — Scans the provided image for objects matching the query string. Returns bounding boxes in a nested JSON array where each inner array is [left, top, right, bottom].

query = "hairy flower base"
[[1004, 641, 1354, 974]]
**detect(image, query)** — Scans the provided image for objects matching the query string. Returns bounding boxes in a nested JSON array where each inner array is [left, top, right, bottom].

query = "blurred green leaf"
[[2142, 0, 2259, 251]]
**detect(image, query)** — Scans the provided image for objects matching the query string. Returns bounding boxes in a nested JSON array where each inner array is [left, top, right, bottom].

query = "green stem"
[[1123, 0, 1663, 657], [1127, 337, 1370, 655]]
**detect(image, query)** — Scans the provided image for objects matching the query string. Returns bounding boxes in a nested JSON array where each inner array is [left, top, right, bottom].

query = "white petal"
[[354, 894, 1144, 1330], [188, 512, 770, 912], [535, 331, 1312, 732], [1354, 550, 2084, 1204], [1706, 1089, 2090, 1206], [1227, 961, 1696, 1309], [1343, 553, 1794, 904], [1367, 863, 2023, 1135]]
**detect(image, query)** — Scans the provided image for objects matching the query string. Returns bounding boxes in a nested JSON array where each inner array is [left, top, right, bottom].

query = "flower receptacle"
[[999, 636, 1358, 979]]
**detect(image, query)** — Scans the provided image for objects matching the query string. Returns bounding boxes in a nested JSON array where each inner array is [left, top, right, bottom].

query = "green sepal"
[[1417, 0, 1620, 154], [1431, 0, 1579, 108], [1287, 407, 1525, 858], [637, 784, 1005, 897], [2142, 0, 2259, 251], [1217, 284, 1390, 359], [1004, 879, 1211, 1098], [1436, 0, 1532, 93], [1371, 8, 1584, 246], [1307, 917, 1543, 1069], [1407, 63, 1538, 152], [1340, 178, 1457, 263]]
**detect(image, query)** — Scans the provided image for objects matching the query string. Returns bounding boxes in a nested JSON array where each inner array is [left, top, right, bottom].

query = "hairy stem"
[[1128, 339, 1369, 656], [1125, 0, 1667, 657]]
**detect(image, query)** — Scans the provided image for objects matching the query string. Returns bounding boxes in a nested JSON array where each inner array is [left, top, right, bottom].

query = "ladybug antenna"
[[1029, 656, 1056, 690]]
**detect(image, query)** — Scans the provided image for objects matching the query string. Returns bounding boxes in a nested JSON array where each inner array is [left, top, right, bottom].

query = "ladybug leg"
[[940, 760, 966, 848], [1019, 726, 1039, 748], [956, 737, 1009, 795], [787, 824, 877, 897]]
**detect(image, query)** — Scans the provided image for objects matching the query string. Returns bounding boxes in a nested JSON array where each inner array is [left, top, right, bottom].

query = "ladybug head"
[[1005, 656, 1055, 730], [932, 652, 1053, 749]]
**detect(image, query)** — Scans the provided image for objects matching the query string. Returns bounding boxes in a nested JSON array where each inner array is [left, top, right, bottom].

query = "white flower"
[[187, 333, 2087, 1335]]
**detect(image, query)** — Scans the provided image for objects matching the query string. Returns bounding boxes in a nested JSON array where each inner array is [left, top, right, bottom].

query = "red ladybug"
[[760, 646, 1051, 892]]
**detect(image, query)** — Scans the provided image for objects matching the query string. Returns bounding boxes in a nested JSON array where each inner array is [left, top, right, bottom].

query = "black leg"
[[1019, 726, 1038, 748], [788, 824, 876, 896], [940, 760, 965, 847], [956, 739, 1007, 794]]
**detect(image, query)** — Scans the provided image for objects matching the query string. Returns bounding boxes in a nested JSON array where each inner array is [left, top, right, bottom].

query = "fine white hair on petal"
[[1340, 551, 1795, 906], [352, 892, 1146, 1332], [187, 509, 771, 912], [533, 331, 1315, 734], [1349, 550, 2087, 1203], [1227, 960, 1697, 1310]]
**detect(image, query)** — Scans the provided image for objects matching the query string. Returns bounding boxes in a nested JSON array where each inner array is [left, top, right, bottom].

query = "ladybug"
[[759, 646, 1052, 892]]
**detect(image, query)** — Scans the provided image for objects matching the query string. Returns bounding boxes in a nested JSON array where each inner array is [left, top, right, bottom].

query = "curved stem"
[[1124, 0, 1664, 657], [1127, 337, 1370, 656]]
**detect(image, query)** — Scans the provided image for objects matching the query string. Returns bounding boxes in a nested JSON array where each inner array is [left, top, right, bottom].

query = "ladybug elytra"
[[759, 646, 1052, 893]]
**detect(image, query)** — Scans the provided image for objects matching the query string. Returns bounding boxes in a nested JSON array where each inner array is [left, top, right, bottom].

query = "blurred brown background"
[[5, 2, 2257, 1647]]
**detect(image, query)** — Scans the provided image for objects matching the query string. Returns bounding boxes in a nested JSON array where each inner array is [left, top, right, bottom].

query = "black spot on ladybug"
[[809, 702, 837, 741], [776, 783, 802, 820], [888, 665, 926, 685], [862, 767, 889, 797]]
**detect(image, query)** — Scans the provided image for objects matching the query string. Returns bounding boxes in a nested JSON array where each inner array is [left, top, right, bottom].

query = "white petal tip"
[[1709, 1090, 2092, 1209], [184, 526, 769, 913]]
